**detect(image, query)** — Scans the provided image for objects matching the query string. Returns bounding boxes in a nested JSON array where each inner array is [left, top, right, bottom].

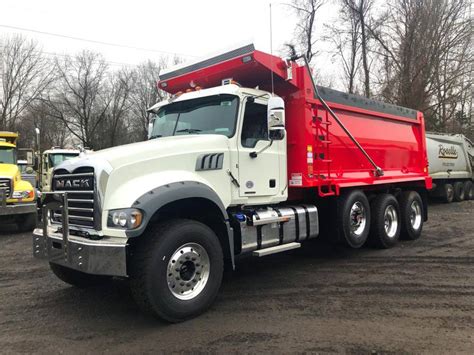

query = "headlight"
[[107, 208, 143, 229], [12, 190, 34, 199]]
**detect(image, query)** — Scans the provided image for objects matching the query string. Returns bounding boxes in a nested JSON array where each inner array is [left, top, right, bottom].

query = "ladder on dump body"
[[313, 107, 337, 197]]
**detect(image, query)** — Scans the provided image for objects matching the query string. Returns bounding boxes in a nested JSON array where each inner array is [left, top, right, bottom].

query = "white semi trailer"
[[426, 132, 474, 202]]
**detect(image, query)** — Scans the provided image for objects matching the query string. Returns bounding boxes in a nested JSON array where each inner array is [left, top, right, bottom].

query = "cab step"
[[252, 242, 301, 257]]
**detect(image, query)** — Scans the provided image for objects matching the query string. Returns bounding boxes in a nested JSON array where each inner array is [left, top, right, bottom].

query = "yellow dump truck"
[[0, 131, 37, 231]]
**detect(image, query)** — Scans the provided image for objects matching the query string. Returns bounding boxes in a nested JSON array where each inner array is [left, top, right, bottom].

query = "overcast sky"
[[1, 0, 339, 81]]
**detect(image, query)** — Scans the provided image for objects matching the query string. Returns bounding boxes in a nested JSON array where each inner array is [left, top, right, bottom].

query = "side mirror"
[[267, 97, 285, 141]]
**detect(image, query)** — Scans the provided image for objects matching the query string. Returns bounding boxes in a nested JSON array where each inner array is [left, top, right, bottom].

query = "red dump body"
[[158, 44, 432, 196]]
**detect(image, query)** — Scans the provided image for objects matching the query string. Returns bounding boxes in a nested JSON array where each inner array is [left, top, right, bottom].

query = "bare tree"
[[287, 0, 326, 64], [324, 1, 363, 93], [16, 101, 69, 150], [93, 68, 135, 149], [128, 59, 167, 141], [339, 0, 373, 97], [0, 35, 54, 130], [368, 0, 472, 131], [45, 50, 110, 149]]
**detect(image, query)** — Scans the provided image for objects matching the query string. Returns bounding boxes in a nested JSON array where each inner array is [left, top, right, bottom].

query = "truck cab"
[[0, 131, 37, 231], [147, 83, 287, 206]]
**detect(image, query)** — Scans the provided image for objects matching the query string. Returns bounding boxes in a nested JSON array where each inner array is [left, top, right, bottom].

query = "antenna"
[[269, 2, 275, 95]]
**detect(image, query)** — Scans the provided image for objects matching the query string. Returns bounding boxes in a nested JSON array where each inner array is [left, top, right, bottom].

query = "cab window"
[[241, 101, 268, 148]]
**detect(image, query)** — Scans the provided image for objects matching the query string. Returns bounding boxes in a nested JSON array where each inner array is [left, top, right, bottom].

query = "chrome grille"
[[0, 178, 12, 199], [52, 168, 95, 228]]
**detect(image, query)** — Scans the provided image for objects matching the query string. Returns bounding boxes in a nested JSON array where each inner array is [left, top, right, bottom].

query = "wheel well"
[[148, 198, 232, 267]]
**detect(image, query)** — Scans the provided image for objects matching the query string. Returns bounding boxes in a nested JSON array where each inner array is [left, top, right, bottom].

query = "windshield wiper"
[[176, 128, 202, 134], [149, 134, 162, 140]]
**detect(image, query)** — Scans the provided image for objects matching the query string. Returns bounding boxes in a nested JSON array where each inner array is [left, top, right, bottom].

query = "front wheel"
[[130, 219, 224, 322]]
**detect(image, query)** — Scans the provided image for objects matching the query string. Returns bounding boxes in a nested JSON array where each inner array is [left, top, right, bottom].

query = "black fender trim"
[[126, 181, 234, 268]]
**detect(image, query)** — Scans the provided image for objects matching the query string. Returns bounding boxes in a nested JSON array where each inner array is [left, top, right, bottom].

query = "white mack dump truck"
[[426, 132, 474, 202], [33, 44, 431, 322]]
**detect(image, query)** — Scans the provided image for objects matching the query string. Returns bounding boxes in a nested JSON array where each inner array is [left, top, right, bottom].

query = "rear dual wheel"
[[339, 190, 424, 249], [337, 190, 371, 248], [368, 194, 401, 248], [464, 181, 474, 200], [453, 182, 465, 202]]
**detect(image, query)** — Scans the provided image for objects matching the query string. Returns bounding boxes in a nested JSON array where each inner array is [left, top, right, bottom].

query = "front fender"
[[124, 180, 229, 237]]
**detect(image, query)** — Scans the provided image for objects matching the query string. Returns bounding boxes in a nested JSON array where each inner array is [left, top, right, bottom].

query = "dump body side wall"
[[285, 66, 431, 192]]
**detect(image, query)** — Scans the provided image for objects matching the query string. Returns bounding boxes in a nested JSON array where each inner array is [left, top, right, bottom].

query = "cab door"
[[237, 98, 281, 198]]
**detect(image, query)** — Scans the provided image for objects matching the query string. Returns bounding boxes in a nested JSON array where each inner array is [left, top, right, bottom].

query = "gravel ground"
[[1, 201, 473, 354]]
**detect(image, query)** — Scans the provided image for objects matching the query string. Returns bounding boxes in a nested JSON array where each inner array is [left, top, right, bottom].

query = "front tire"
[[337, 190, 371, 248], [130, 219, 224, 323]]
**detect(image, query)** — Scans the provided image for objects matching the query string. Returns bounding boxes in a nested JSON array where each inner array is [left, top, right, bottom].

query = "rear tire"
[[49, 263, 109, 288], [443, 184, 454, 203], [463, 181, 473, 200], [130, 219, 224, 323], [17, 212, 37, 232], [453, 182, 465, 202], [337, 190, 371, 248], [399, 191, 424, 240], [369, 194, 400, 249]]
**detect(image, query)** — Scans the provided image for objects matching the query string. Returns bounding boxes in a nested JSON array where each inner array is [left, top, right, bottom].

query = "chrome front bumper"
[[32, 192, 127, 277]]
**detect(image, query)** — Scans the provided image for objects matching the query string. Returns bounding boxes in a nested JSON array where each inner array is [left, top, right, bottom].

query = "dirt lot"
[[1, 201, 473, 354]]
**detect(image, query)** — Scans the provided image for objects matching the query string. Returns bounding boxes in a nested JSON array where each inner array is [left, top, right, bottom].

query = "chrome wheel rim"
[[350, 201, 366, 236], [446, 186, 454, 199], [167, 243, 210, 300], [410, 201, 422, 230], [384, 205, 398, 238]]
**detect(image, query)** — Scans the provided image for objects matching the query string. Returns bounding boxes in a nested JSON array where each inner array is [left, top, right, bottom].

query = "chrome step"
[[252, 242, 301, 257]]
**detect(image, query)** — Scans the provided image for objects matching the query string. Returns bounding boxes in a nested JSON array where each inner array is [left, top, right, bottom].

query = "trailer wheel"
[[443, 184, 454, 203], [337, 190, 371, 248], [464, 181, 473, 200], [49, 263, 109, 288], [130, 219, 224, 323], [369, 194, 400, 248], [399, 191, 424, 240], [453, 182, 465, 202]]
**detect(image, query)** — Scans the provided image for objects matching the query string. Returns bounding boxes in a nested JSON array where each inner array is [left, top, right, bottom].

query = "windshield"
[[150, 94, 239, 139], [49, 153, 79, 168], [0, 147, 16, 164]]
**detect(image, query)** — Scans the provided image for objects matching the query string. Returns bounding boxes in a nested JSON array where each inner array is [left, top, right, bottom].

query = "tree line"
[[1, 0, 472, 151], [0, 35, 170, 150], [288, 0, 472, 139]]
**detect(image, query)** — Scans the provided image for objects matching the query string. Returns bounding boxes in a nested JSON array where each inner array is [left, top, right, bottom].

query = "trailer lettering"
[[438, 144, 458, 159]]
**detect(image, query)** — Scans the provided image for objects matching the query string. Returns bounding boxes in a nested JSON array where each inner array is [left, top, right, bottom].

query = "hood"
[[0, 163, 19, 178], [58, 135, 230, 170]]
